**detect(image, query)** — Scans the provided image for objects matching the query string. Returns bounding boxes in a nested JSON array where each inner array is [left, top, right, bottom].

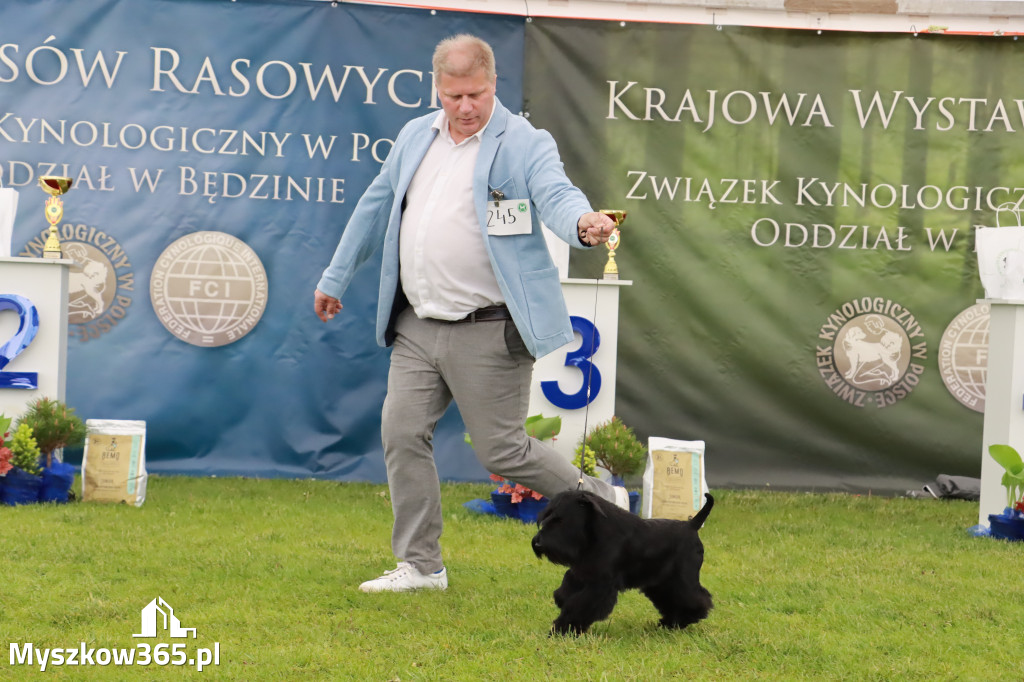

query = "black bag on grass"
[[909, 474, 980, 501]]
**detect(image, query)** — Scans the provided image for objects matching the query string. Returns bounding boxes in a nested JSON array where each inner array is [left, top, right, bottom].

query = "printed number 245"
[[486, 208, 517, 227]]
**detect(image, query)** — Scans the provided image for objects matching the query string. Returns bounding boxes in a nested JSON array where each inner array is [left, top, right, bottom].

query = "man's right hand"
[[314, 289, 343, 322], [577, 211, 617, 246]]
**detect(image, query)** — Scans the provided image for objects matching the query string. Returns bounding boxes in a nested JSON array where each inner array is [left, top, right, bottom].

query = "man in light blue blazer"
[[315, 34, 627, 593]]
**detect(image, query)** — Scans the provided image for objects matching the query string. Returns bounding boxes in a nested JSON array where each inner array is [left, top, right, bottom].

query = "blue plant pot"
[[628, 491, 640, 515], [1, 468, 43, 506], [490, 491, 519, 519], [517, 496, 548, 524], [988, 508, 1024, 542], [40, 461, 77, 503]]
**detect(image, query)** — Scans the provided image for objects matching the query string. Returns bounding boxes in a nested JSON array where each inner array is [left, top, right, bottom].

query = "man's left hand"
[[577, 212, 616, 246]]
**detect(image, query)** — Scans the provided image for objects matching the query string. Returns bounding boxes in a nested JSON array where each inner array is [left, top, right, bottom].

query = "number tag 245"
[[486, 199, 532, 236]]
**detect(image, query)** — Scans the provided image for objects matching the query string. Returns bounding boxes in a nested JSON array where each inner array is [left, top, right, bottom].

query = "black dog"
[[531, 490, 714, 635]]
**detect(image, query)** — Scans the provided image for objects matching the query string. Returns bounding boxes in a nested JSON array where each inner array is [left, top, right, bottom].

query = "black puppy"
[[531, 490, 714, 635]]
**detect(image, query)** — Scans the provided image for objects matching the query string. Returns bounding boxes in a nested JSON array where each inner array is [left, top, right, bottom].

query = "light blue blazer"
[[316, 99, 595, 359]]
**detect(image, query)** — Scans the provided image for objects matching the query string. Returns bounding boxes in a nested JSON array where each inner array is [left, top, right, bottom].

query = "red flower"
[[0, 446, 12, 477], [510, 483, 544, 504], [491, 475, 544, 503]]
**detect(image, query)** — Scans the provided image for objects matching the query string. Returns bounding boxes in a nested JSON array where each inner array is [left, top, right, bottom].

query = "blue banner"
[[1, 0, 524, 480]]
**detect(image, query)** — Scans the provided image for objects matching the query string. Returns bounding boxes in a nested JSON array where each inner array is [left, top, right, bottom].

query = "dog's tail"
[[688, 493, 714, 530]]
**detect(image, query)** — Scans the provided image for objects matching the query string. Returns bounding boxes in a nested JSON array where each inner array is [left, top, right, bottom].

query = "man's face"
[[436, 67, 496, 144]]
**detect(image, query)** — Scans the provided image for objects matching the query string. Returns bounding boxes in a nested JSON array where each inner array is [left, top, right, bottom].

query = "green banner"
[[525, 20, 1021, 492]]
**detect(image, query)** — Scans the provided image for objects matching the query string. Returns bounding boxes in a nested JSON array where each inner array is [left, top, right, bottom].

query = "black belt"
[[452, 304, 512, 323]]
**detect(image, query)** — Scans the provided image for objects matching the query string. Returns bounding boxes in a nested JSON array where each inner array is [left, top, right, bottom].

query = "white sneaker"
[[613, 486, 630, 511], [359, 562, 448, 593]]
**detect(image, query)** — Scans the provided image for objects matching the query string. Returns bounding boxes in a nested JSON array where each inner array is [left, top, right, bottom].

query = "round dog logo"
[[816, 297, 928, 408], [19, 226, 135, 342], [66, 242, 115, 324], [839, 315, 907, 387]]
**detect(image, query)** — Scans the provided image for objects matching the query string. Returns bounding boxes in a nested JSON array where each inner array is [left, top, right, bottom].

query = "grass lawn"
[[0, 476, 1020, 681]]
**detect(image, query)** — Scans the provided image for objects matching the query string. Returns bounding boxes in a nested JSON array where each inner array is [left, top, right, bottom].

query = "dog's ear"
[[579, 492, 607, 518]]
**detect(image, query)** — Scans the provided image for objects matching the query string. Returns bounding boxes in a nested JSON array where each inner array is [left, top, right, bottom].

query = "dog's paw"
[[550, 620, 588, 637], [657, 613, 707, 630]]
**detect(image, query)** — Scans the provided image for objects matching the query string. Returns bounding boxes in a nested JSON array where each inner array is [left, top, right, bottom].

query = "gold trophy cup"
[[599, 209, 626, 280], [39, 175, 72, 259]]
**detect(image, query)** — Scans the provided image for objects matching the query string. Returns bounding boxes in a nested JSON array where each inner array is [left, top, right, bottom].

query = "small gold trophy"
[[39, 175, 72, 259], [599, 209, 626, 280]]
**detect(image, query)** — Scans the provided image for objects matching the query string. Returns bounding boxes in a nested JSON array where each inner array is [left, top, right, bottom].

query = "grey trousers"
[[381, 308, 617, 574]]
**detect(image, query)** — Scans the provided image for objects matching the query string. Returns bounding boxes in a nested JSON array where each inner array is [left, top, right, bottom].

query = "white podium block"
[[0, 257, 72, 421], [979, 299, 1024, 524], [529, 278, 631, 463]]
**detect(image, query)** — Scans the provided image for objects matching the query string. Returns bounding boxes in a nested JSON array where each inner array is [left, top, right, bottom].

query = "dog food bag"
[[642, 437, 708, 520], [82, 420, 148, 506]]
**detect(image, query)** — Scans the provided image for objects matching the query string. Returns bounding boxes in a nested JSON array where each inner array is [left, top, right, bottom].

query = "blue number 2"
[[541, 315, 601, 410], [0, 294, 40, 390]]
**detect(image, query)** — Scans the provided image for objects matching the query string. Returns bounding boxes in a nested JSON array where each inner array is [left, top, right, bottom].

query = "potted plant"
[[1, 419, 44, 506], [580, 417, 647, 514], [16, 398, 85, 504], [466, 414, 559, 522], [16, 397, 86, 467], [580, 416, 647, 483], [986, 444, 1024, 541], [488, 474, 548, 521]]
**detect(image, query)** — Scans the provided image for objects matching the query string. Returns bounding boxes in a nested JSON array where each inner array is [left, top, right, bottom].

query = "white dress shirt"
[[399, 110, 504, 321]]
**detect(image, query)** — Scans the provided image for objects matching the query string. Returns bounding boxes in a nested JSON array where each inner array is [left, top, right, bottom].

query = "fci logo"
[[133, 597, 196, 639]]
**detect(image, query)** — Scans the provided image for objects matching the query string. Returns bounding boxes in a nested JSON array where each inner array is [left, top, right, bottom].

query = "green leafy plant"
[[464, 413, 562, 449], [15, 397, 86, 468], [0, 414, 13, 477], [523, 414, 561, 442], [581, 416, 647, 480], [8, 422, 42, 476], [572, 444, 597, 477], [988, 444, 1024, 511]]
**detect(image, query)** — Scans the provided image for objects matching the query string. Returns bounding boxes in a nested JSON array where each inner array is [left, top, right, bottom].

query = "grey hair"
[[432, 34, 496, 82]]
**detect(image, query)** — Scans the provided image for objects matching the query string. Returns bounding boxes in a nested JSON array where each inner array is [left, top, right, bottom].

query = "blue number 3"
[[0, 294, 40, 390], [541, 315, 601, 410]]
